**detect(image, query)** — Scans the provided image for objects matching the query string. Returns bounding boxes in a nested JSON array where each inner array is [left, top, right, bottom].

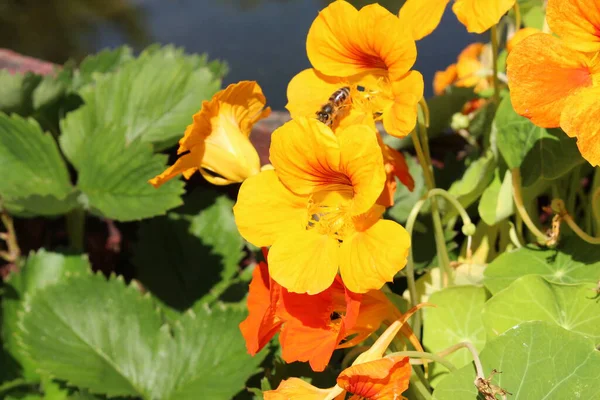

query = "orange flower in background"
[[264, 305, 428, 400], [507, 0, 600, 166], [399, 0, 516, 39], [240, 253, 418, 371], [234, 118, 411, 294], [149, 81, 270, 188], [433, 42, 490, 95]]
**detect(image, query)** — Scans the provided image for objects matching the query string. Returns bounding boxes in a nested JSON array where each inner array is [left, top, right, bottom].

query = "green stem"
[[389, 350, 457, 372], [66, 208, 86, 252], [410, 375, 434, 399], [413, 120, 453, 286], [513, 1, 522, 29], [490, 24, 501, 105], [511, 168, 550, 244], [592, 169, 600, 235]]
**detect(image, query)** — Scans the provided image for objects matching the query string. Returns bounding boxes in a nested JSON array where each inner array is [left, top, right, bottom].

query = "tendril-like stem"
[[511, 168, 551, 244], [490, 24, 501, 105], [438, 342, 485, 380], [552, 199, 600, 245], [0, 206, 20, 263], [513, 1, 522, 29], [388, 350, 457, 372]]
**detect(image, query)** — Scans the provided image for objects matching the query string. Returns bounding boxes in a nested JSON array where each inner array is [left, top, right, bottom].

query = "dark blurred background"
[[0, 0, 481, 108]]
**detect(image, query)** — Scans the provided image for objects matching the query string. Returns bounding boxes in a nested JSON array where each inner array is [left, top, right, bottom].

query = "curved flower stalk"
[[399, 0, 516, 39], [264, 306, 427, 400], [240, 254, 423, 372], [233, 118, 411, 294], [507, 0, 600, 166], [149, 80, 270, 187], [287, 1, 424, 139]]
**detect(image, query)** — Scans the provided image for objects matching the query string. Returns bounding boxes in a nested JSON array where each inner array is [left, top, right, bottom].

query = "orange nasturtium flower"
[[264, 306, 427, 400], [399, 0, 515, 39], [507, 0, 600, 166], [240, 255, 421, 371], [233, 118, 411, 294], [433, 42, 491, 95], [288, 1, 423, 139], [506, 27, 540, 53], [149, 81, 270, 188]]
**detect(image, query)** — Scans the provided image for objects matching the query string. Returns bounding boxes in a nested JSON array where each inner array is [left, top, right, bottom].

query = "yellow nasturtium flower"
[[399, 0, 515, 39], [433, 42, 491, 95], [287, 1, 423, 138], [149, 81, 270, 188], [233, 118, 411, 295]]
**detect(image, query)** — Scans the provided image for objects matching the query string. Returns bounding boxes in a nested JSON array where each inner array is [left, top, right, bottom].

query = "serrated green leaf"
[[75, 124, 184, 221], [484, 237, 600, 294], [443, 151, 496, 222], [423, 286, 489, 386], [0, 114, 74, 209], [387, 154, 426, 223], [433, 321, 600, 399], [32, 68, 73, 111], [17, 273, 265, 400], [2, 250, 91, 381], [478, 169, 514, 225], [133, 192, 244, 310], [60, 45, 222, 165], [72, 46, 134, 91], [482, 275, 600, 340], [0, 71, 41, 115]]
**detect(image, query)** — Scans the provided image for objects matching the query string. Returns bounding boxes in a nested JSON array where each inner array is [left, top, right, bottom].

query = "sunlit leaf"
[[433, 321, 600, 399], [0, 113, 76, 216], [423, 286, 489, 386], [75, 124, 184, 221], [72, 46, 134, 91], [484, 237, 600, 294], [0, 71, 41, 115], [482, 275, 600, 340], [2, 250, 90, 381], [387, 154, 426, 223], [478, 169, 514, 225], [17, 273, 265, 399]]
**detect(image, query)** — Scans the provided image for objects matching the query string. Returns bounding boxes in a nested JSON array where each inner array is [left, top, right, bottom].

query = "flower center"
[[306, 189, 355, 241]]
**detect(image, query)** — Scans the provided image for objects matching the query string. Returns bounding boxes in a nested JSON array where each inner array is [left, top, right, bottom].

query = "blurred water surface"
[[1, 0, 480, 108]]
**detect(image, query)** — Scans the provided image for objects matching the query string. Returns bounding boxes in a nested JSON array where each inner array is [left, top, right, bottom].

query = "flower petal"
[[340, 219, 411, 293], [286, 68, 346, 119], [507, 33, 594, 127], [307, 1, 416, 81], [452, 0, 516, 33], [507, 27, 541, 53], [547, 0, 600, 52], [382, 71, 424, 138], [337, 124, 386, 214], [268, 229, 340, 294], [264, 378, 343, 400], [560, 85, 600, 167], [337, 356, 411, 399], [398, 0, 450, 40], [148, 150, 200, 188], [233, 170, 307, 247], [433, 63, 457, 95], [239, 262, 283, 355]]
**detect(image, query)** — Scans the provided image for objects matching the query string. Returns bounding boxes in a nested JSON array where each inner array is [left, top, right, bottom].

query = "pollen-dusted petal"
[[269, 117, 345, 196], [382, 71, 424, 138], [233, 170, 307, 247], [264, 378, 343, 400], [398, 0, 450, 40], [337, 124, 386, 215], [452, 0, 516, 33], [286, 68, 346, 118], [547, 0, 600, 52], [148, 150, 200, 188], [433, 63, 457, 95], [239, 262, 283, 355], [307, 1, 417, 81], [339, 219, 411, 293], [507, 33, 594, 127], [560, 85, 600, 167], [337, 356, 411, 399], [268, 229, 340, 294]]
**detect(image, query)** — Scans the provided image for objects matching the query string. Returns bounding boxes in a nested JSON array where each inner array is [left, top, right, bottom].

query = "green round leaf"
[[433, 321, 600, 399], [484, 237, 600, 294]]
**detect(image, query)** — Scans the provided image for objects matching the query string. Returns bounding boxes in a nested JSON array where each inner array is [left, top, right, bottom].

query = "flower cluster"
[[507, 0, 600, 166]]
